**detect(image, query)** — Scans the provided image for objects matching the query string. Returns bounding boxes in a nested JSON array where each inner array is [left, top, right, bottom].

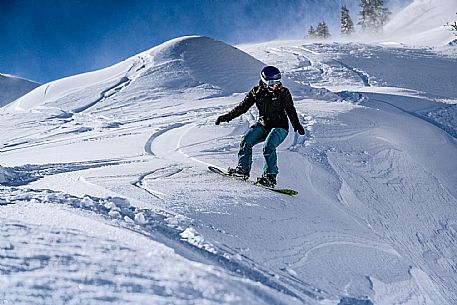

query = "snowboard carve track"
[[144, 122, 187, 156]]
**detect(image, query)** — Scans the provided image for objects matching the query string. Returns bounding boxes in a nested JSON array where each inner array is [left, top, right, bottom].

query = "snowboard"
[[208, 166, 298, 196]]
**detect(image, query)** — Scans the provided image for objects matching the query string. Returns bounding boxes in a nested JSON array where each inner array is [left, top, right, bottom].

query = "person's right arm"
[[215, 88, 257, 125]]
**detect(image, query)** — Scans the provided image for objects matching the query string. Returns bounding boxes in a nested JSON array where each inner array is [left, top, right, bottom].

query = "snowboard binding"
[[256, 173, 277, 188], [227, 166, 249, 180]]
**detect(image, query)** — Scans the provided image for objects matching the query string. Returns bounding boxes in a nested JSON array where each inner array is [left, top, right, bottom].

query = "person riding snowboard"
[[215, 66, 305, 187]]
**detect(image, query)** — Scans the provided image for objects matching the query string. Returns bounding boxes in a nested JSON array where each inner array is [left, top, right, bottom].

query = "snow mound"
[[0, 74, 39, 107], [384, 0, 456, 46], [5, 36, 264, 113], [151, 36, 264, 93]]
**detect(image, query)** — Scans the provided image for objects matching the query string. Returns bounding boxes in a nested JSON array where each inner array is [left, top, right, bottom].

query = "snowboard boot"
[[256, 173, 277, 188], [227, 166, 249, 180]]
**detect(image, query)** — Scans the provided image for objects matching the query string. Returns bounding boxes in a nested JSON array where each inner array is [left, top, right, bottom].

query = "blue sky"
[[0, 0, 409, 83]]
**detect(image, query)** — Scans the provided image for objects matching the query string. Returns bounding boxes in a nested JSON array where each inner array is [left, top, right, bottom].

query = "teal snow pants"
[[238, 123, 288, 175]]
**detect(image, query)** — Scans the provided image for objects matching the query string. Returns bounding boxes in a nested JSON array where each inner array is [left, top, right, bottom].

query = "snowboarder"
[[215, 66, 305, 187]]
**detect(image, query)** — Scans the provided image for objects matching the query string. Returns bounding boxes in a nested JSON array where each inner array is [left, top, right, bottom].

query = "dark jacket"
[[224, 83, 301, 131]]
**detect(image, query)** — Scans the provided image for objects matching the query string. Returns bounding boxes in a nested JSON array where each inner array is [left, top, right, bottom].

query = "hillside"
[[0, 73, 40, 107], [1, 36, 457, 305]]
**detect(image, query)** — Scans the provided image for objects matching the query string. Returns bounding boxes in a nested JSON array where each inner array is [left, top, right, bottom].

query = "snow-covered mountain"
[[383, 0, 457, 46], [1, 35, 457, 305], [0, 73, 40, 107]]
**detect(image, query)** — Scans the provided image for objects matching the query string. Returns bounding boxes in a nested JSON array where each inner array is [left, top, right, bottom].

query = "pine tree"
[[446, 13, 457, 36], [358, 0, 391, 32], [307, 25, 316, 39], [375, 0, 391, 29], [358, 0, 373, 31], [341, 5, 355, 35], [316, 22, 331, 39]]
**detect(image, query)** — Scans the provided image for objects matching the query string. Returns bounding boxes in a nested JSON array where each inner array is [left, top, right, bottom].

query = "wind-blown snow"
[[0, 73, 39, 107], [1, 35, 457, 304], [383, 0, 457, 46]]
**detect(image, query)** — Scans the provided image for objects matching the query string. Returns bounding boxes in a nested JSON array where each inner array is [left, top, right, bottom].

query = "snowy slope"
[[0, 73, 39, 107], [1, 36, 457, 305], [383, 0, 457, 46], [6, 36, 263, 114]]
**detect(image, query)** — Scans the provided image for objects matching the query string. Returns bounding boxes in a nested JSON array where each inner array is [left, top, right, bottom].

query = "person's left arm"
[[282, 89, 305, 135]]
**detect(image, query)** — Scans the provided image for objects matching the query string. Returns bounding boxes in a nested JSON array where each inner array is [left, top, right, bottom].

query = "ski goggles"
[[261, 73, 281, 85], [264, 79, 282, 87], [262, 78, 281, 89], [265, 79, 282, 91]]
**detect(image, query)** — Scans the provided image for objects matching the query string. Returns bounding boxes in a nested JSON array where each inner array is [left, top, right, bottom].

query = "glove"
[[215, 114, 229, 125], [294, 124, 305, 135]]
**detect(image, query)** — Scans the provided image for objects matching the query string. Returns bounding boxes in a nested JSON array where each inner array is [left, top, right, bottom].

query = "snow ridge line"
[[72, 76, 131, 114], [45, 76, 132, 121], [0, 188, 327, 304], [44, 84, 50, 97], [333, 59, 371, 87]]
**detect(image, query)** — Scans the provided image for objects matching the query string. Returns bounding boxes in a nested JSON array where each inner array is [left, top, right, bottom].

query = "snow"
[[0, 73, 40, 107], [1, 192, 299, 305], [5, 36, 263, 114], [1, 34, 457, 305], [0, 167, 8, 183], [383, 0, 457, 46]]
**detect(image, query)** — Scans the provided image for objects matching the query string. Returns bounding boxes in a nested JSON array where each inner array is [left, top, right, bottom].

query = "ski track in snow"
[[132, 165, 185, 200], [144, 123, 188, 156], [1, 36, 457, 304]]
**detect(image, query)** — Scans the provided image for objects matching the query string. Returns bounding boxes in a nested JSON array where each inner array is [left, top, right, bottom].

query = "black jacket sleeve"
[[282, 88, 301, 129], [223, 87, 257, 122]]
